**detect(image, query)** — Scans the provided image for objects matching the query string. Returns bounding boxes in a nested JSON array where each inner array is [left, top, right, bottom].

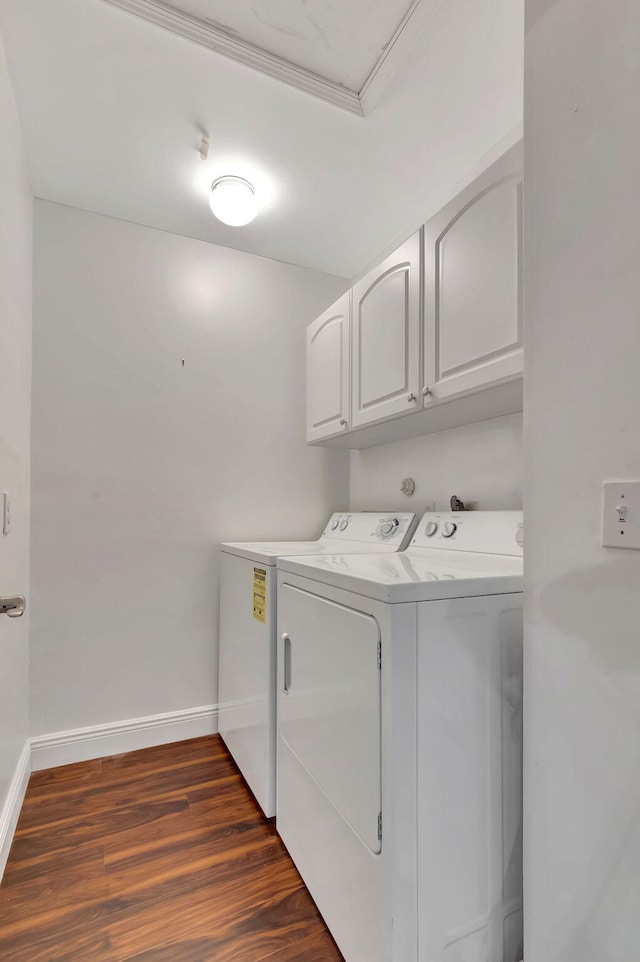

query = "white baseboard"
[[0, 741, 31, 880], [30, 704, 219, 772]]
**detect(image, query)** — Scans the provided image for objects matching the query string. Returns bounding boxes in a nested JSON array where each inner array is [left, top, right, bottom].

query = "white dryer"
[[276, 511, 524, 962], [218, 512, 416, 818]]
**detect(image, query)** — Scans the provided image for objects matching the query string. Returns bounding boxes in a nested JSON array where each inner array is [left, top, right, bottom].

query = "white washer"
[[218, 512, 416, 817], [276, 511, 524, 962]]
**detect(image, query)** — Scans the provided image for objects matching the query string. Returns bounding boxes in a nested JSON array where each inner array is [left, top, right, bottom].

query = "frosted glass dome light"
[[209, 176, 258, 227]]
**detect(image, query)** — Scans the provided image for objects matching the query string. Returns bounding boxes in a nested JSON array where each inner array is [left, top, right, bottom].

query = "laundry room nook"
[[1, 2, 639, 962]]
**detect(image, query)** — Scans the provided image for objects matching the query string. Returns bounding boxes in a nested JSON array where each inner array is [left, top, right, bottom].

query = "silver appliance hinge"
[[377, 640, 382, 671], [378, 811, 382, 841]]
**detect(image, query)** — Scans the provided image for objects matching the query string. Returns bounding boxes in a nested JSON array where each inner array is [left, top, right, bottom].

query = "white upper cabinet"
[[306, 292, 351, 442], [423, 143, 523, 404], [351, 233, 421, 429], [305, 144, 524, 449]]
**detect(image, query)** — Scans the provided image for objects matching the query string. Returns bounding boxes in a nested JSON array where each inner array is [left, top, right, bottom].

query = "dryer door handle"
[[282, 633, 292, 694]]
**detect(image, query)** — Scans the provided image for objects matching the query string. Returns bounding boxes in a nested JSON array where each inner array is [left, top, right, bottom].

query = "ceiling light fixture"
[[209, 176, 258, 227]]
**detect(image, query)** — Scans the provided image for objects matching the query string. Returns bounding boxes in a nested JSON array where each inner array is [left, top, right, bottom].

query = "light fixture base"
[[210, 175, 255, 195]]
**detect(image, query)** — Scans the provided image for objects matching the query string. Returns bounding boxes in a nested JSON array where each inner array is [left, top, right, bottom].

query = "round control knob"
[[425, 521, 439, 537], [442, 521, 457, 538], [339, 518, 349, 531], [330, 518, 340, 530], [376, 518, 400, 539]]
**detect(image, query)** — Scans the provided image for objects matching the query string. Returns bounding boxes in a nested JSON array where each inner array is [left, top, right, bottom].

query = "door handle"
[[0, 596, 26, 618], [282, 633, 292, 694]]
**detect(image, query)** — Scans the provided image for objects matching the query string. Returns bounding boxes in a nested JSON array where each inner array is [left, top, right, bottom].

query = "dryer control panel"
[[322, 512, 416, 547], [411, 511, 524, 556]]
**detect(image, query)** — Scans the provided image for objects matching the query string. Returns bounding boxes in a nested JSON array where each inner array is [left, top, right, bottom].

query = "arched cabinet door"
[[306, 292, 351, 443], [351, 233, 421, 429], [423, 142, 523, 404]]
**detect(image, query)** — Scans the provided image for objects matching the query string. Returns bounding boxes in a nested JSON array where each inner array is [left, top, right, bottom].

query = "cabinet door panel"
[[424, 143, 523, 403], [360, 269, 409, 406], [306, 292, 350, 443], [352, 233, 420, 428]]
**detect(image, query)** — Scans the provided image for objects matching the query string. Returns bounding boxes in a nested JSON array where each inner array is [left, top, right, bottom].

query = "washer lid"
[[223, 540, 324, 566], [276, 550, 523, 603], [221, 538, 409, 566]]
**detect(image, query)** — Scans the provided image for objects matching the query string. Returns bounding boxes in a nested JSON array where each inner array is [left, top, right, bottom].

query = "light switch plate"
[[602, 481, 640, 549]]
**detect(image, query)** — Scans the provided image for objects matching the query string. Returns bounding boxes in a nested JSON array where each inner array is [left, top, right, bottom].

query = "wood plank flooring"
[[0, 735, 344, 962]]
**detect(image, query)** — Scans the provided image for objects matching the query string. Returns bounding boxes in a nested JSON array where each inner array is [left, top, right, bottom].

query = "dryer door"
[[279, 583, 382, 854]]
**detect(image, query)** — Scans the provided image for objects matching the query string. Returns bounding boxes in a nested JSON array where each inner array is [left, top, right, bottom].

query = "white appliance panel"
[[409, 510, 524, 555], [279, 583, 382, 854], [219, 511, 415, 818], [274, 512, 523, 961], [277, 730, 388, 962], [417, 595, 523, 962], [218, 553, 275, 815]]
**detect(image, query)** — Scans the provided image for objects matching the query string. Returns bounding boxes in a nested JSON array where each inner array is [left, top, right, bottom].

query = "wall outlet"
[[423, 501, 436, 512]]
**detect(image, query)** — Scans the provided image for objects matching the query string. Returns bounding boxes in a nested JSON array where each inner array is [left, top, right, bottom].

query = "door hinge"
[[378, 811, 382, 841], [377, 640, 382, 671]]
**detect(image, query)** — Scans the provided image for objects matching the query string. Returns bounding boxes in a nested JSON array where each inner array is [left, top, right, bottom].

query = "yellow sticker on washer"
[[253, 567, 267, 623]]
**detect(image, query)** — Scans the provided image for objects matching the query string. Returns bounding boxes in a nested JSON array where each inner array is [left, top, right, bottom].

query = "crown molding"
[[359, 0, 442, 114], [100, 0, 364, 116], [100, 0, 438, 117]]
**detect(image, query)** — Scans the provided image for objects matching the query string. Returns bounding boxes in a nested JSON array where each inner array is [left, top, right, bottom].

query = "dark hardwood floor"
[[0, 735, 343, 962]]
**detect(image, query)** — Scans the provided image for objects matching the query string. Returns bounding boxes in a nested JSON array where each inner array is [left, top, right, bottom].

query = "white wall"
[[349, 0, 524, 523], [351, 0, 524, 277], [350, 414, 522, 513], [31, 201, 348, 740], [524, 2, 640, 960], [0, 32, 32, 872]]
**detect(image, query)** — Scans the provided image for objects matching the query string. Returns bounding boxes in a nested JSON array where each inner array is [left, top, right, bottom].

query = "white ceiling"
[[0, 0, 523, 278], [101, 0, 429, 114], [145, 0, 415, 91]]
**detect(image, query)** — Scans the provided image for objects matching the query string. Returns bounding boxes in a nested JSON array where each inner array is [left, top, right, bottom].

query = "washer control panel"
[[322, 512, 416, 546], [376, 518, 400, 539], [411, 511, 524, 556]]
